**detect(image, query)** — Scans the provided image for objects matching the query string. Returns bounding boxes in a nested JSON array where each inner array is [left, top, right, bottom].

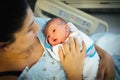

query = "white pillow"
[[91, 33, 120, 56]]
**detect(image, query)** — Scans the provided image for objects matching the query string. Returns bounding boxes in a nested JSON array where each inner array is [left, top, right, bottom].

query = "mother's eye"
[[28, 28, 33, 32]]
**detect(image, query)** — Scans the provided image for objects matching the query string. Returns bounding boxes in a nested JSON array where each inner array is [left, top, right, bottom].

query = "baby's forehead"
[[48, 21, 61, 27], [46, 18, 66, 30], [50, 19, 61, 24]]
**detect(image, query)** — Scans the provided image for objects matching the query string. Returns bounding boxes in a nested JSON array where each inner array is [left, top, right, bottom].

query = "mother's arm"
[[95, 45, 115, 80]]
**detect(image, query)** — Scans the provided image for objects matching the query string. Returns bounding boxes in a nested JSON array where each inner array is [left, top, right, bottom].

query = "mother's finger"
[[58, 46, 64, 62], [74, 38, 80, 54], [69, 37, 75, 53], [81, 41, 86, 54], [62, 41, 70, 55]]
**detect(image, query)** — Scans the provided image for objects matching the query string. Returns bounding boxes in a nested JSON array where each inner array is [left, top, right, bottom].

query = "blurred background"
[[27, 0, 120, 34]]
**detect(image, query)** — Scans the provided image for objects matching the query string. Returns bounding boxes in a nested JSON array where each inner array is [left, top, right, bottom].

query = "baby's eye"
[[53, 29, 56, 32]]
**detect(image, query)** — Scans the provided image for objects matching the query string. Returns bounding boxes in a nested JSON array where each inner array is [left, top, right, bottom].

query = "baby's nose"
[[49, 34, 54, 39]]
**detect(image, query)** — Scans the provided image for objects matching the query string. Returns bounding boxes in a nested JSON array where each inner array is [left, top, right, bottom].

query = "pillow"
[[91, 32, 120, 56]]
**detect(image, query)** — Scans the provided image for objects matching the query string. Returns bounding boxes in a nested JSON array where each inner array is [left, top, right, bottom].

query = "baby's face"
[[45, 23, 69, 46]]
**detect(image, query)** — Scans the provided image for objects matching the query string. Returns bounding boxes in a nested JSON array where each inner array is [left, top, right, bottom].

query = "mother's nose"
[[33, 22, 40, 34]]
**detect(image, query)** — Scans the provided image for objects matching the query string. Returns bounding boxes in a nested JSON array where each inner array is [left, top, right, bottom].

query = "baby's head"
[[44, 17, 70, 46]]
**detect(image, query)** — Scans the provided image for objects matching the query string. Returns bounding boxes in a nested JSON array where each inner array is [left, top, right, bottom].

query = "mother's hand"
[[58, 38, 86, 80], [95, 45, 115, 80]]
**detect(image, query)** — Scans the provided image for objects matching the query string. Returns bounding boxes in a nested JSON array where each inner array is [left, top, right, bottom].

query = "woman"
[[0, 0, 114, 80]]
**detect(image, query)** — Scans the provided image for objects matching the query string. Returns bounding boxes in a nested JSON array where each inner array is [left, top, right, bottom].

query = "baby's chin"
[[51, 42, 62, 46]]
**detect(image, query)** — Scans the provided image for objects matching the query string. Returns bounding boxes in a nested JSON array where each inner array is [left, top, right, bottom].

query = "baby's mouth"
[[53, 39, 57, 42]]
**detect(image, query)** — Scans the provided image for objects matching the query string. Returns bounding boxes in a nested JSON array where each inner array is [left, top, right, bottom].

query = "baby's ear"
[[65, 24, 69, 31]]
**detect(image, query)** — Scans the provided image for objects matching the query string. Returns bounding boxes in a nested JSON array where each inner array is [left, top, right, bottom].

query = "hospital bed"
[[34, 0, 109, 35]]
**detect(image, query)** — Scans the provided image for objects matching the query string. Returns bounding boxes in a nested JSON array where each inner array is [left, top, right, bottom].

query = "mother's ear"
[[3, 44, 14, 51]]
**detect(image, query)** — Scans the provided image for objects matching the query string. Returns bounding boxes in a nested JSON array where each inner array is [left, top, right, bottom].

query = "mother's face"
[[5, 7, 40, 54]]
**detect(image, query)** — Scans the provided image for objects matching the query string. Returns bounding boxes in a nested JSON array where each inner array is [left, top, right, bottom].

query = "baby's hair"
[[47, 17, 66, 26], [44, 17, 67, 34]]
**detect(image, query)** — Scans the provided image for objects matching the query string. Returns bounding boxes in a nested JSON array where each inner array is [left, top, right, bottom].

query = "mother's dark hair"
[[0, 0, 28, 47]]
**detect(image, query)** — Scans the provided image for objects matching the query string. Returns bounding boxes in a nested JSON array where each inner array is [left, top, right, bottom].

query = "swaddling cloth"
[[45, 31, 83, 61]]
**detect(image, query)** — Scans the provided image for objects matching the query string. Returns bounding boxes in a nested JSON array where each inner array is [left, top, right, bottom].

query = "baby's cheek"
[[48, 39, 51, 44]]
